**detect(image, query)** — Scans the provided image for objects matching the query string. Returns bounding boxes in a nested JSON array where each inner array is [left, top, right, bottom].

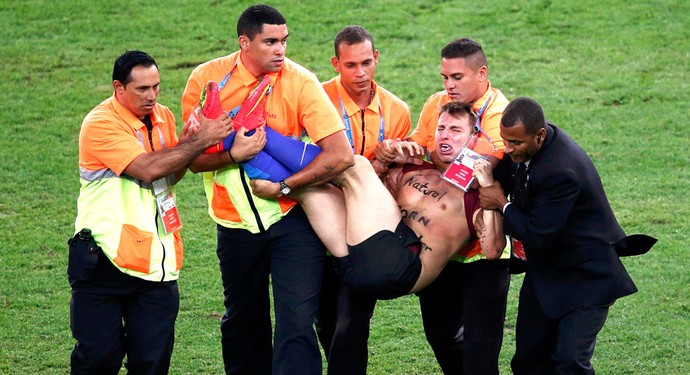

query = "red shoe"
[[201, 81, 224, 119], [201, 81, 228, 153], [232, 75, 271, 131], [201, 76, 271, 154]]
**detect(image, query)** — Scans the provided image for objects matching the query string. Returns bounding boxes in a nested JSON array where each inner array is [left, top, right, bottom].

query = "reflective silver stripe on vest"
[[80, 167, 152, 189]]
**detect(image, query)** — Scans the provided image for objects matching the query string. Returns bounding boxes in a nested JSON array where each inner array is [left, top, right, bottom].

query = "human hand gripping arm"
[[188, 124, 267, 173], [371, 139, 397, 177], [374, 137, 402, 164], [380, 139, 425, 163], [123, 112, 233, 183], [475, 158, 508, 211], [390, 140, 425, 163], [377, 141, 423, 194], [181, 70, 267, 173], [472, 159, 506, 259], [372, 139, 424, 176], [171, 119, 199, 183]]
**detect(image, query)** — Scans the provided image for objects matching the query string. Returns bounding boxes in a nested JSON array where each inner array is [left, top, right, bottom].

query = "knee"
[[353, 154, 369, 165], [333, 155, 371, 185], [348, 155, 371, 174]]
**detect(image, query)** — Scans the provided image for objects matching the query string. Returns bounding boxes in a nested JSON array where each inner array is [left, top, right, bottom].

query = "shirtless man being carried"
[[204, 86, 504, 298], [293, 101, 505, 299]]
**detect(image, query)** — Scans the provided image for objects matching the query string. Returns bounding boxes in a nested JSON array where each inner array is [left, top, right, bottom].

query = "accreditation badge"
[[511, 237, 526, 260], [442, 146, 486, 192], [153, 177, 182, 234]]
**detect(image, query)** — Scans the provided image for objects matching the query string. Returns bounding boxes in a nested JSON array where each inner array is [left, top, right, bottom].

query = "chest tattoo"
[[403, 175, 447, 201], [400, 207, 430, 227]]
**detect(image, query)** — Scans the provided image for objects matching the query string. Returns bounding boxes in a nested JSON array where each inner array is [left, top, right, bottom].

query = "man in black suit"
[[477, 97, 638, 374]]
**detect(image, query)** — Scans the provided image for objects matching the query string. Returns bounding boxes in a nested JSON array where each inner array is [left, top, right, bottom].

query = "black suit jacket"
[[499, 123, 637, 318]]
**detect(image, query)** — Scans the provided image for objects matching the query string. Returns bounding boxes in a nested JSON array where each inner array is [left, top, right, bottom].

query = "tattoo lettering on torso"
[[400, 207, 430, 227], [396, 168, 470, 258], [402, 174, 447, 201], [418, 235, 432, 252]]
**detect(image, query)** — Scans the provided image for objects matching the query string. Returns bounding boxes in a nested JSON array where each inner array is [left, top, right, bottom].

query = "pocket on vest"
[[113, 224, 153, 274]]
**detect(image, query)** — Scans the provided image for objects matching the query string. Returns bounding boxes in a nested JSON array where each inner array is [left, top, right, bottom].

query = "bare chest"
[[396, 171, 468, 235]]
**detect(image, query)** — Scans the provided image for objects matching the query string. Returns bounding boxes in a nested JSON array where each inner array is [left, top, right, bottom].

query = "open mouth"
[[438, 143, 453, 154]]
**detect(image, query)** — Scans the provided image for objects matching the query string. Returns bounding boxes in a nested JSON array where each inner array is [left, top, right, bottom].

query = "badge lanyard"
[[218, 62, 272, 118], [473, 93, 493, 146], [136, 124, 182, 233], [218, 63, 242, 118], [218, 62, 237, 90], [136, 127, 166, 150], [338, 95, 384, 154]]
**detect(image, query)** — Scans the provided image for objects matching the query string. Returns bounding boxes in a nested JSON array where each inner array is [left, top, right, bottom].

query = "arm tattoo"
[[308, 164, 337, 184]]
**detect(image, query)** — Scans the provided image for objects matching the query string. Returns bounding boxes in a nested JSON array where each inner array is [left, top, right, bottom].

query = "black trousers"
[[416, 259, 510, 375], [316, 257, 377, 375], [511, 275, 610, 375], [69, 253, 179, 375], [217, 206, 325, 375]]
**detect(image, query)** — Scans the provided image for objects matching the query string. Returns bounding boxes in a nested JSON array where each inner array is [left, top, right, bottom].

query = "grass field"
[[0, 0, 688, 374]]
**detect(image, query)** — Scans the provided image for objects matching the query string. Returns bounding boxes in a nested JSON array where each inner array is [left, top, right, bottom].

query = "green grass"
[[1, 0, 688, 374]]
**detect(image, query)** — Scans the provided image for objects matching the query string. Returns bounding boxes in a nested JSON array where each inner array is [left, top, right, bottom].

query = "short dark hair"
[[237, 4, 286, 40], [438, 101, 477, 126], [112, 50, 157, 85], [501, 97, 546, 135], [333, 25, 374, 58], [441, 37, 488, 71]]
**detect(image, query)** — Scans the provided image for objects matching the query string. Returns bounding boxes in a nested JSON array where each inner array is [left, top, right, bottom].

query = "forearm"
[[479, 208, 506, 259], [126, 137, 210, 183], [284, 149, 353, 190], [173, 167, 187, 184], [478, 182, 508, 211], [284, 131, 354, 190], [188, 151, 233, 173]]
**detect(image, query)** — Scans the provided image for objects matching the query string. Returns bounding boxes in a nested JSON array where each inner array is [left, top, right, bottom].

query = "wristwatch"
[[279, 180, 292, 196]]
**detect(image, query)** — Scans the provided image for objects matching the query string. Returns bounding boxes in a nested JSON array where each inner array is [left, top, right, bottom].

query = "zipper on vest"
[[154, 207, 167, 282], [147, 124, 167, 281], [359, 110, 366, 155], [238, 166, 266, 233]]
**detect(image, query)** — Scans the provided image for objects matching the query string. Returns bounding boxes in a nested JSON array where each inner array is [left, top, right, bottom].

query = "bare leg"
[[339, 157, 452, 295], [295, 156, 401, 256], [296, 156, 421, 299], [410, 250, 451, 293], [294, 184, 348, 257], [334, 156, 401, 245]]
